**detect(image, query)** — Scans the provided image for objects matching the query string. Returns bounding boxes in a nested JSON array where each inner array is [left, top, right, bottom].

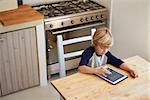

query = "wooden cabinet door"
[[0, 34, 1, 97], [0, 27, 39, 95], [0, 87, 1, 96], [0, 36, 1, 97]]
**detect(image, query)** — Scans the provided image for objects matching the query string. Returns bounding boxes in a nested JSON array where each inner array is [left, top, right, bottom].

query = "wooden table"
[[51, 56, 150, 100]]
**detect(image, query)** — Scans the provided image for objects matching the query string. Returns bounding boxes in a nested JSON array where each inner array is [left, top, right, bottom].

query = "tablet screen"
[[103, 67, 124, 82], [95, 66, 128, 85]]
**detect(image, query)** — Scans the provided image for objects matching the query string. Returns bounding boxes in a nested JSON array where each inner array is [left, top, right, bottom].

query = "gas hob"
[[32, 0, 108, 31]]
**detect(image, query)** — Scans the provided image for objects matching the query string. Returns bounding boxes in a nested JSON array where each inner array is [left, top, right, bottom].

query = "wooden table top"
[[51, 56, 150, 100]]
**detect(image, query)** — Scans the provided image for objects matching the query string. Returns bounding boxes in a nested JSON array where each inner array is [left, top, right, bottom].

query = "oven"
[[32, 0, 108, 77]]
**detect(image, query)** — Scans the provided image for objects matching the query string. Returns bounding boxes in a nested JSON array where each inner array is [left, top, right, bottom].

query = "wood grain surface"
[[0, 5, 43, 26], [51, 56, 150, 100], [0, 27, 40, 95]]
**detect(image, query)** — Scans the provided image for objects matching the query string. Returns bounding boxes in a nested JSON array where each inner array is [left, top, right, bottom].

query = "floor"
[[0, 69, 78, 100]]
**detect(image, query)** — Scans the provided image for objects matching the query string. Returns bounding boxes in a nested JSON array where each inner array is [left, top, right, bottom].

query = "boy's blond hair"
[[93, 27, 113, 48]]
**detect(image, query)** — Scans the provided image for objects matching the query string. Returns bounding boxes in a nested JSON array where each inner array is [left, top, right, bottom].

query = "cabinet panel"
[[30, 28, 39, 86], [0, 87, 1, 96], [0, 33, 14, 95], [0, 36, 3, 96], [0, 27, 39, 95]]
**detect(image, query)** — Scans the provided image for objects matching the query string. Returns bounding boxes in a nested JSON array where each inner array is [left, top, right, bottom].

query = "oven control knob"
[[96, 15, 99, 19], [80, 18, 84, 22], [101, 14, 104, 18], [49, 24, 53, 28], [91, 16, 94, 20], [85, 17, 89, 21], [71, 20, 74, 24], [61, 22, 64, 26]]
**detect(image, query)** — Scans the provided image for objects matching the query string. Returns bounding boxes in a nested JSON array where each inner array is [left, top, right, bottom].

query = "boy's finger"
[[131, 72, 135, 78], [102, 68, 111, 74], [133, 72, 138, 78], [131, 72, 138, 78], [106, 71, 112, 74], [98, 68, 111, 75], [102, 73, 107, 77], [103, 74, 107, 77]]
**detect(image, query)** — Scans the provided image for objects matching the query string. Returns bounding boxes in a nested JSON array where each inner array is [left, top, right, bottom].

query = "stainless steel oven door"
[[47, 20, 106, 64], [46, 20, 106, 76]]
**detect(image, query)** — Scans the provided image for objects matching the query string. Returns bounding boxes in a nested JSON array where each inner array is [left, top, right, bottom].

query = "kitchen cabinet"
[[0, 87, 1, 96], [0, 27, 39, 95], [0, 5, 47, 96]]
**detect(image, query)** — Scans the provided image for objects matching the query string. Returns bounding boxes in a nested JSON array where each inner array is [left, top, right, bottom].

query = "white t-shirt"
[[88, 53, 108, 68]]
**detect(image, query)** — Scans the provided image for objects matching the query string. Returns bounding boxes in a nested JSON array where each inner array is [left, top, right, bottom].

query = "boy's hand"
[[96, 67, 111, 76], [119, 63, 138, 78], [129, 69, 138, 78]]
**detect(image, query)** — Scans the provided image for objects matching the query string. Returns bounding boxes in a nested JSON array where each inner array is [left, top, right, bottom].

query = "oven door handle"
[[51, 21, 106, 34]]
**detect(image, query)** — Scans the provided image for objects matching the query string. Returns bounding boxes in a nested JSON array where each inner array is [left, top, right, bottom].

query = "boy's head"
[[93, 27, 113, 55]]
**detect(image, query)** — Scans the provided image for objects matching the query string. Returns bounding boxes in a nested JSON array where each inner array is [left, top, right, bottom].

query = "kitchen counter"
[[0, 5, 47, 87], [0, 5, 44, 33], [0, 20, 43, 33]]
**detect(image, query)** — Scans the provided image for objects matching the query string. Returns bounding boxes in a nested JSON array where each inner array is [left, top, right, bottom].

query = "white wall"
[[148, 0, 150, 61], [110, 0, 149, 60]]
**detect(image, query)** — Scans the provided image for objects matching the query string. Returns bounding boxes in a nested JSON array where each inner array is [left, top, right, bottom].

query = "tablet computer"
[[95, 66, 128, 85]]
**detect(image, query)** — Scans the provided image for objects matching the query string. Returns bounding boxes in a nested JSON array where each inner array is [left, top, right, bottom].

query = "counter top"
[[0, 5, 43, 26], [0, 5, 44, 33], [0, 19, 44, 33]]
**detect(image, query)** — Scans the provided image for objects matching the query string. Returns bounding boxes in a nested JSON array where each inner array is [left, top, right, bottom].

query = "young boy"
[[78, 27, 138, 78]]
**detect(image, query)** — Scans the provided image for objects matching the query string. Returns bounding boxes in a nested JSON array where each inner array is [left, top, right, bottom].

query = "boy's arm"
[[106, 51, 138, 78], [106, 51, 124, 68], [78, 65, 98, 74], [119, 63, 138, 78], [78, 65, 111, 75]]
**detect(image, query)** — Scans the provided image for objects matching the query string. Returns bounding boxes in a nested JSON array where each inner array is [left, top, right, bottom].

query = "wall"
[[110, 0, 149, 60], [148, 0, 150, 61]]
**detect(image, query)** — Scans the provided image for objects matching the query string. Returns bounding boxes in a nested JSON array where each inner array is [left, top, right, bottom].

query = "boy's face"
[[94, 44, 110, 55]]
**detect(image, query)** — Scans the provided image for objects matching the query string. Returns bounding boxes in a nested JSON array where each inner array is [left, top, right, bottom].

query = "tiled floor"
[[0, 84, 60, 100], [0, 69, 78, 100]]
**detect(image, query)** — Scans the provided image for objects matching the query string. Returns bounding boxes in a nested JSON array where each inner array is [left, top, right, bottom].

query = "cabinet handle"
[[47, 45, 53, 52], [0, 38, 4, 41]]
